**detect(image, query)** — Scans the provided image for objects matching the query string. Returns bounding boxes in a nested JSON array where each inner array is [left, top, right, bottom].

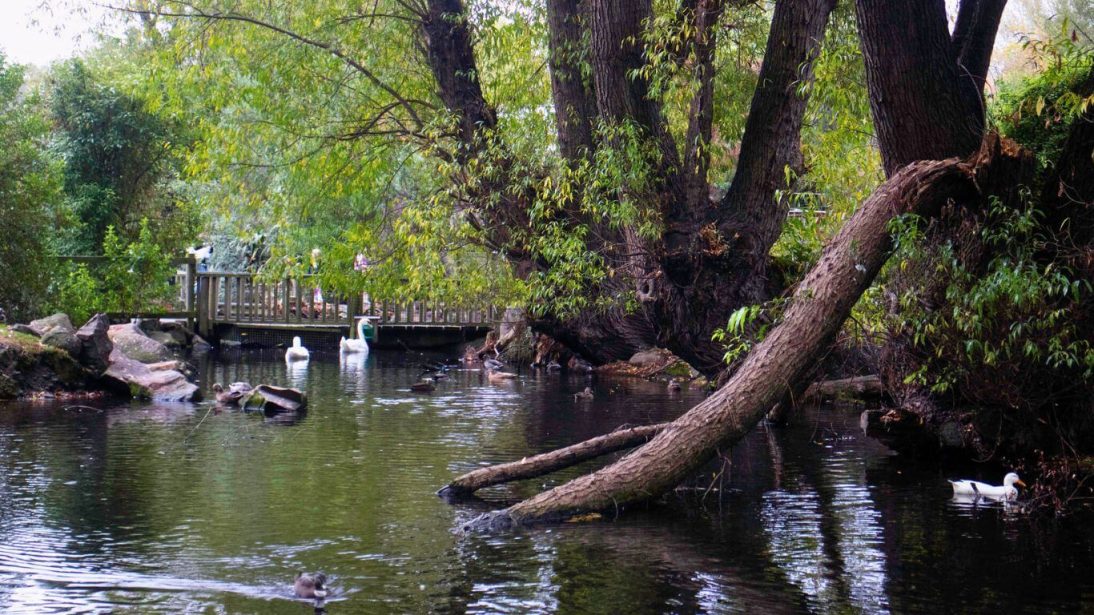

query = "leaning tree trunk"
[[459, 136, 1028, 530]]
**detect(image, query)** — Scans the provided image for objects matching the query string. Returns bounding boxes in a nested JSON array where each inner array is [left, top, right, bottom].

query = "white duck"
[[340, 318, 370, 355], [949, 472, 1026, 500], [285, 336, 310, 362]]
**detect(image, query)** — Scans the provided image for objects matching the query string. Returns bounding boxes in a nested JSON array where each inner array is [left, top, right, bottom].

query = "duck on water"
[[949, 472, 1027, 500], [285, 337, 310, 362], [294, 572, 327, 599]]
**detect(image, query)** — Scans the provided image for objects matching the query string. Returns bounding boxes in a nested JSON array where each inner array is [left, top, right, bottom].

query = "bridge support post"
[[185, 257, 197, 332], [196, 274, 210, 338]]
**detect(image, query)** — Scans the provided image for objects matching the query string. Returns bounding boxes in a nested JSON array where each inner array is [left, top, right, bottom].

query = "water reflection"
[[0, 353, 1090, 613], [285, 359, 309, 389]]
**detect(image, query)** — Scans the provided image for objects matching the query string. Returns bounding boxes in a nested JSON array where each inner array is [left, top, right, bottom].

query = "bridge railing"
[[195, 271, 499, 336]]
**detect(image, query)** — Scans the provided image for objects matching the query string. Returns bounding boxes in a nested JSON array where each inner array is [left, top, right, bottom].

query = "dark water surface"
[[0, 351, 1091, 613]]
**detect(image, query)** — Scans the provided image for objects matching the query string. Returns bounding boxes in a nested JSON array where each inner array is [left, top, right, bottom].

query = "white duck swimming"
[[949, 472, 1026, 500], [340, 318, 370, 355], [285, 336, 310, 362]]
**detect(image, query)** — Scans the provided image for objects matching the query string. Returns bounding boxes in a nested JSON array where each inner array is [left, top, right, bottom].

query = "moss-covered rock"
[[0, 325, 94, 399]]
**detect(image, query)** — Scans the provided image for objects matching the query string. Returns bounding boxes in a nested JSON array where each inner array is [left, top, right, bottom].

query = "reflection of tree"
[[760, 410, 889, 613], [445, 515, 806, 613]]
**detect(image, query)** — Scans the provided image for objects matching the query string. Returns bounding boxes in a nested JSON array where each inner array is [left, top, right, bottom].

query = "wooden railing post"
[[196, 273, 209, 337]]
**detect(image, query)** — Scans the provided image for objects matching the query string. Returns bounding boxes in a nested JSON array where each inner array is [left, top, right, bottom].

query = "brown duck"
[[294, 572, 328, 599]]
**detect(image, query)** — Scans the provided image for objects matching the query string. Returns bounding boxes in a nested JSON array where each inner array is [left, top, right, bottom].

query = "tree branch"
[[102, 1, 427, 131]]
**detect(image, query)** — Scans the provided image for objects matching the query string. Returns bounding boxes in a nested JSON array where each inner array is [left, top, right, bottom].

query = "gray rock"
[[628, 349, 667, 367], [160, 322, 192, 346], [108, 323, 172, 363], [41, 328, 82, 357], [11, 324, 39, 338], [28, 313, 75, 337], [104, 347, 200, 402], [147, 330, 183, 349], [75, 314, 113, 374], [191, 334, 213, 351], [938, 421, 966, 448], [136, 318, 162, 336]]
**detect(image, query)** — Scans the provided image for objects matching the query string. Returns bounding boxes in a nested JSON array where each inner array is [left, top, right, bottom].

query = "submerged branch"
[[439, 423, 668, 497]]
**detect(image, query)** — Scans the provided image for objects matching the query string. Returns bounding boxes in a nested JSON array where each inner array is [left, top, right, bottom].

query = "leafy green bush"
[[47, 219, 175, 322], [50, 264, 104, 325]]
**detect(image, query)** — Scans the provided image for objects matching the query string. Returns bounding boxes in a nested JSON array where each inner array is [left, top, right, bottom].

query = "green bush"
[[47, 219, 175, 322]]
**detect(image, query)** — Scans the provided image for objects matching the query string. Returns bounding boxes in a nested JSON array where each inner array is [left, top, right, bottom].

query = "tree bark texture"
[[952, 0, 1008, 96], [855, 0, 990, 175], [459, 136, 1026, 530], [422, 0, 497, 148], [718, 0, 837, 254], [547, 0, 598, 160]]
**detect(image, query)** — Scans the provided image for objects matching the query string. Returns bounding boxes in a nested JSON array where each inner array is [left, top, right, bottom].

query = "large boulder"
[[108, 322, 172, 363], [76, 314, 113, 374], [41, 328, 82, 357], [104, 347, 200, 402], [28, 313, 75, 337]]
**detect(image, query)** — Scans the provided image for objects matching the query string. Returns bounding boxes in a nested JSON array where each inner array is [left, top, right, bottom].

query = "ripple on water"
[[0, 354, 1090, 613]]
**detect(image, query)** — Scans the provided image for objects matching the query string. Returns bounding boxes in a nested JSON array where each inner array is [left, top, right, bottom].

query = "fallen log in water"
[[804, 375, 884, 402], [439, 423, 668, 498]]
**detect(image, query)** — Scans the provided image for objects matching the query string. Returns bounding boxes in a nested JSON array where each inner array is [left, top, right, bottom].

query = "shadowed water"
[[0, 350, 1090, 613]]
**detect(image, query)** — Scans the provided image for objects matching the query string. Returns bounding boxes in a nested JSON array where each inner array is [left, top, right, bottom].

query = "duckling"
[[285, 336, 310, 362], [667, 380, 682, 392], [294, 572, 328, 599], [410, 378, 436, 392], [574, 386, 594, 401], [212, 382, 252, 405]]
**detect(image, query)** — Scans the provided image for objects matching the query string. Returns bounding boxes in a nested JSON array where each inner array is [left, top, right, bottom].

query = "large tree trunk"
[[546, 0, 598, 160], [422, 0, 835, 375], [855, 0, 994, 175], [655, 0, 838, 374], [458, 136, 1028, 530]]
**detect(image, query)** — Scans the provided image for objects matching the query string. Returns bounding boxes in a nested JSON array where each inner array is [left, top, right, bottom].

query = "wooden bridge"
[[55, 256, 501, 349], [191, 271, 499, 349]]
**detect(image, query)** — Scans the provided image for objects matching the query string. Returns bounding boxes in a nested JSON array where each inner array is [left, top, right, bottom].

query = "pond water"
[[0, 351, 1091, 614]]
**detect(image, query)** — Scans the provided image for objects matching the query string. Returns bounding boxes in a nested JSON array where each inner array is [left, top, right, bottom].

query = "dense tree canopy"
[[0, 54, 63, 320]]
